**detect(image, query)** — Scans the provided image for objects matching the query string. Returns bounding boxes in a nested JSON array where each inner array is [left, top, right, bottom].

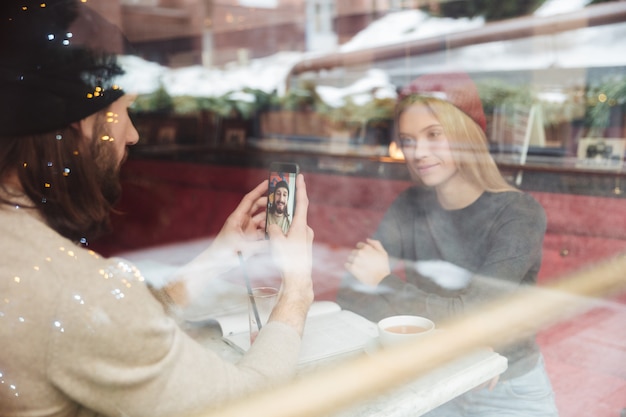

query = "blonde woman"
[[338, 72, 558, 416]]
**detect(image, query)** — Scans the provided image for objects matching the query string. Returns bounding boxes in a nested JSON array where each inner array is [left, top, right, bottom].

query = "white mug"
[[377, 315, 435, 348]]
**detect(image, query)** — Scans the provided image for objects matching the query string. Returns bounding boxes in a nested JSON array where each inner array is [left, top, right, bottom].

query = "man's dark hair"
[[273, 180, 289, 196]]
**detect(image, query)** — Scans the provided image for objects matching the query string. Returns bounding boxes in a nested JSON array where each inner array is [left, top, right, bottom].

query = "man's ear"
[[72, 116, 95, 138], [68, 121, 85, 139]]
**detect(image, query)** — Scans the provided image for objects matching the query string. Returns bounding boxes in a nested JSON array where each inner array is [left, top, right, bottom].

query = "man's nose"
[[127, 123, 140, 146]]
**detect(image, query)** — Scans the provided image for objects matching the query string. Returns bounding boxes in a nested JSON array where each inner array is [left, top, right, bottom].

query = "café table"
[[183, 317, 507, 417], [121, 240, 509, 417], [330, 348, 507, 417]]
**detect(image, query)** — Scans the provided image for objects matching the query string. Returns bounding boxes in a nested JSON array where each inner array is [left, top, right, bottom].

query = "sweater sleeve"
[[47, 257, 301, 417], [338, 191, 547, 323], [474, 193, 547, 285], [336, 190, 416, 322]]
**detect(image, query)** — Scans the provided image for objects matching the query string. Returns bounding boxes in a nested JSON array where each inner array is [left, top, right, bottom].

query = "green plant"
[[317, 95, 396, 131], [194, 93, 247, 119], [585, 74, 626, 136], [476, 79, 586, 128], [131, 83, 174, 114], [476, 79, 533, 116], [279, 82, 323, 111], [435, 0, 547, 21], [241, 87, 279, 113], [316, 100, 354, 130], [350, 97, 396, 121], [171, 96, 202, 115], [195, 88, 283, 119]]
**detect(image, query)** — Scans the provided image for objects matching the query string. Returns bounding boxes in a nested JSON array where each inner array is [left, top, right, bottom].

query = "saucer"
[[364, 329, 444, 355]]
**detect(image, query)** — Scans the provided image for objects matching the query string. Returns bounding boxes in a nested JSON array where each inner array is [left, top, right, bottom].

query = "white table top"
[[122, 242, 508, 417], [184, 319, 507, 417], [331, 348, 507, 417]]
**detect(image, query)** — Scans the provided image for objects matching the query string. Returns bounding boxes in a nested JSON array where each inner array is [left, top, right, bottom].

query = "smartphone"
[[265, 162, 299, 237]]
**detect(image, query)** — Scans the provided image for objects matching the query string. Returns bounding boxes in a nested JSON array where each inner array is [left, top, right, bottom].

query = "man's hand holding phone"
[[169, 165, 314, 338], [209, 179, 270, 258], [165, 179, 270, 307], [266, 173, 314, 337]]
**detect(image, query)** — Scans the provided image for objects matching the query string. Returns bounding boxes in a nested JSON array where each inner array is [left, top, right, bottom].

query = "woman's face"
[[397, 103, 460, 189]]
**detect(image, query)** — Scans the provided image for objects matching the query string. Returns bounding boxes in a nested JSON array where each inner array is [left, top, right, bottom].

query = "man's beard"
[[98, 163, 122, 206], [92, 140, 123, 206]]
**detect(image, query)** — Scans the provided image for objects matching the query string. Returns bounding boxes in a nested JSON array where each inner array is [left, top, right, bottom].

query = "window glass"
[[7, 1, 624, 416]]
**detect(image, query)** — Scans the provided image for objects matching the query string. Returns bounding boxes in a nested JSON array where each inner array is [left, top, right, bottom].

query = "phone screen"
[[265, 162, 299, 237]]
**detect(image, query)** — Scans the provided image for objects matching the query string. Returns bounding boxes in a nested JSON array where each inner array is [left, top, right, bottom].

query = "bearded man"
[[267, 180, 292, 234]]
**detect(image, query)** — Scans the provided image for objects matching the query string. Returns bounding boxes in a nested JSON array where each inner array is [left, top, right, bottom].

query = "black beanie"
[[0, 0, 127, 137], [274, 180, 289, 194]]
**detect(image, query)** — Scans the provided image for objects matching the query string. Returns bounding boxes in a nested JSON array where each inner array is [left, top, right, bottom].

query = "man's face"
[[273, 186, 289, 215], [82, 95, 139, 204]]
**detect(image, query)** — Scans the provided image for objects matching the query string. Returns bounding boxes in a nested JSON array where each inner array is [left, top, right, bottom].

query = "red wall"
[[92, 159, 626, 296]]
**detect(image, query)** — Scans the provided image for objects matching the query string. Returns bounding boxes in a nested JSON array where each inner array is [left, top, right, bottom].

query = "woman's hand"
[[345, 238, 391, 286]]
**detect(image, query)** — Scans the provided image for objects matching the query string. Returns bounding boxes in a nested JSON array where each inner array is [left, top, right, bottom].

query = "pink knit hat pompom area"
[[399, 72, 487, 132]]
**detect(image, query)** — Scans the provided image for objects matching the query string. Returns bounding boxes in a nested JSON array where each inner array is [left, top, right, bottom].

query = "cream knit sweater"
[[0, 191, 301, 417]]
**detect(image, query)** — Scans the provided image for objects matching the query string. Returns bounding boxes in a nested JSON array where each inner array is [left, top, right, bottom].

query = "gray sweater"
[[338, 186, 546, 380]]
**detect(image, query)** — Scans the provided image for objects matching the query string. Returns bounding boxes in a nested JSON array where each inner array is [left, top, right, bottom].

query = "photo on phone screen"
[[265, 162, 299, 237]]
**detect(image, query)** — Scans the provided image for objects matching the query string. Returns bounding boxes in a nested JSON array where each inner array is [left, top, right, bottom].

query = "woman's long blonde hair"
[[395, 95, 517, 193]]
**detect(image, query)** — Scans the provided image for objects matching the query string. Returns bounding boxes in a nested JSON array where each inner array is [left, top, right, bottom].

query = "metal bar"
[[286, 2, 626, 88]]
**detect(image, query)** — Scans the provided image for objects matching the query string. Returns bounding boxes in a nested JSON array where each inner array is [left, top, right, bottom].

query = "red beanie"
[[399, 72, 486, 132]]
